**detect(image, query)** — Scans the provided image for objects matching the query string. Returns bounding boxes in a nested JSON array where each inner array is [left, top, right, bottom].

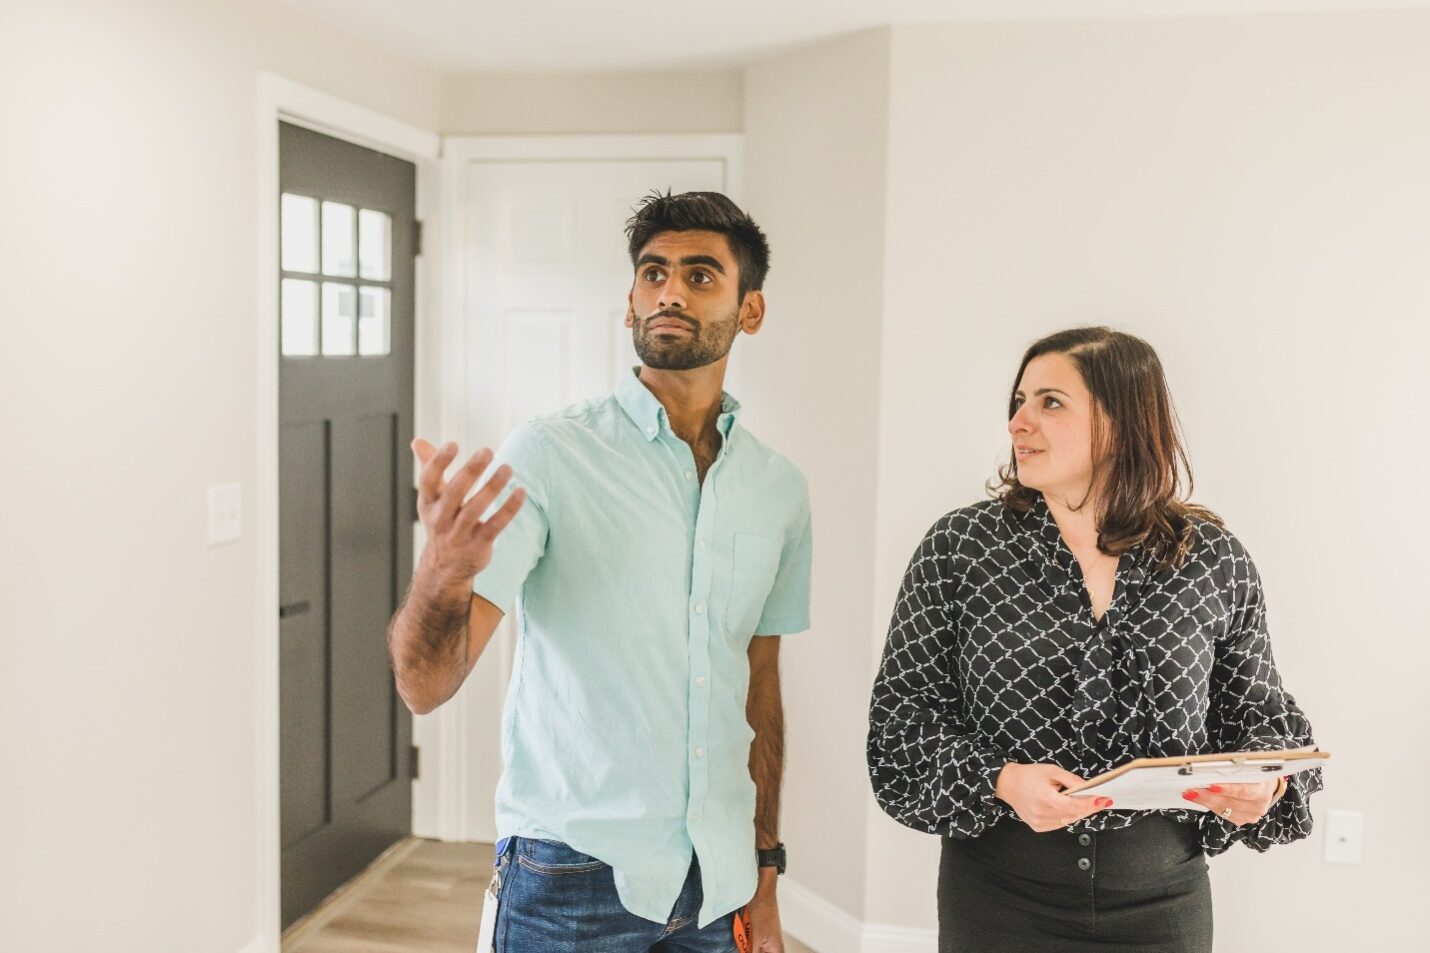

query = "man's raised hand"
[[412, 438, 526, 585]]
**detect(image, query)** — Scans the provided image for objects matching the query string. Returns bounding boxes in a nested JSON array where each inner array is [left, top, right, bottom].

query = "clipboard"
[[1063, 747, 1329, 812]]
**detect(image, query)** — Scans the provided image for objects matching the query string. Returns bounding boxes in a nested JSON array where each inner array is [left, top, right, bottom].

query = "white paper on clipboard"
[[1064, 746, 1329, 812]]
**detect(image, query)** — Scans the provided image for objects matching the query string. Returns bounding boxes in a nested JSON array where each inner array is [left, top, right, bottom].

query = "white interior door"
[[451, 152, 732, 841]]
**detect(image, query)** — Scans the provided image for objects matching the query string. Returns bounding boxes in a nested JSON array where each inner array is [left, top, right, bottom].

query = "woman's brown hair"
[[990, 326, 1222, 572]]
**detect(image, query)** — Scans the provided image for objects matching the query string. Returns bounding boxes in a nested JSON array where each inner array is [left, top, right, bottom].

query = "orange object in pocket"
[[732, 906, 752, 953]]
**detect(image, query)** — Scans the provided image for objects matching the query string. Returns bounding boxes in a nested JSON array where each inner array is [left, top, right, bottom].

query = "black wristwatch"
[[757, 843, 786, 875]]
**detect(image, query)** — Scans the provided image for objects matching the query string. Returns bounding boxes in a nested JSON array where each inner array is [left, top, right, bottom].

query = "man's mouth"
[[646, 316, 695, 334]]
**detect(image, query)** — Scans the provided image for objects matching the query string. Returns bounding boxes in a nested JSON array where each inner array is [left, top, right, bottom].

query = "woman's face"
[[1008, 353, 1100, 504]]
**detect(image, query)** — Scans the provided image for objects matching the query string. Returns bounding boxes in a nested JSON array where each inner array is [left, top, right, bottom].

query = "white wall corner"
[[237, 935, 271, 953], [781, 878, 862, 953], [782, 879, 938, 953]]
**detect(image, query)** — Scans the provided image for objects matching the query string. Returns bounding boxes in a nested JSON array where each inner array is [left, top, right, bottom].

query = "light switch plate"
[[207, 483, 242, 546], [1323, 809, 1362, 865]]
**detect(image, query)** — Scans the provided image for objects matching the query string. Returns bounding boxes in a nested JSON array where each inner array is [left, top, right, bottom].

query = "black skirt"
[[938, 814, 1212, 953]]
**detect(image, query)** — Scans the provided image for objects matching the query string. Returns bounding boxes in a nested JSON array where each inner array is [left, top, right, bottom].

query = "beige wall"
[[442, 69, 742, 135], [0, 2, 439, 950], [865, 9, 1430, 945], [741, 29, 892, 926]]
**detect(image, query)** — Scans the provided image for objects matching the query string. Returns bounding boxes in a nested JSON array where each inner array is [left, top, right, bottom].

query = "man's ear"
[[625, 289, 636, 329], [739, 290, 766, 335]]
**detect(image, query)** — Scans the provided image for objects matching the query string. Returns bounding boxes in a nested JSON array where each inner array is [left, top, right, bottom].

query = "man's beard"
[[632, 309, 741, 371]]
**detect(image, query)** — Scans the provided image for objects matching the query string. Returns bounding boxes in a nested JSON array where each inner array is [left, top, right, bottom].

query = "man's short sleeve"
[[471, 422, 550, 611], [755, 487, 813, 636]]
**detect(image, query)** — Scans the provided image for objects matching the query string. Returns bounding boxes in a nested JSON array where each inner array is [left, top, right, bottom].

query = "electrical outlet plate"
[[207, 483, 243, 546], [1323, 809, 1362, 865]]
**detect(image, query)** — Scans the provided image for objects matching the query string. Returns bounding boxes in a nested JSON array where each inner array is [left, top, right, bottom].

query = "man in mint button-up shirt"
[[387, 192, 811, 952]]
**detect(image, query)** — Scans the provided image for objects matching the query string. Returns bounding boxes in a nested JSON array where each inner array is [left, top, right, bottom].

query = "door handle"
[[279, 600, 311, 619]]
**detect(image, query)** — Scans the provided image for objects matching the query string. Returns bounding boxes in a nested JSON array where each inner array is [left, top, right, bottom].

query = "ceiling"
[[280, 0, 1430, 73]]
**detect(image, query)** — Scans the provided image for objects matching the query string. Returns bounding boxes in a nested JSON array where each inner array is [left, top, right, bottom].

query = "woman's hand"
[[1182, 781, 1281, 825], [995, 762, 1113, 833]]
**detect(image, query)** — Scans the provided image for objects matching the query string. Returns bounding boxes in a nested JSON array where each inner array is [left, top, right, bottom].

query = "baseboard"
[[237, 935, 270, 953], [861, 924, 938, 953], [781, 878, 937, 953]]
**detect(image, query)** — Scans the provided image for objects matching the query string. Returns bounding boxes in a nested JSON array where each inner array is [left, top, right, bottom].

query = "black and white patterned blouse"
[[867, 496, 1321, 854]]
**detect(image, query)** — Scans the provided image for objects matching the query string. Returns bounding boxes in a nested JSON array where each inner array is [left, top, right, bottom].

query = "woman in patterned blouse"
[[867, 327, 1321, 953]]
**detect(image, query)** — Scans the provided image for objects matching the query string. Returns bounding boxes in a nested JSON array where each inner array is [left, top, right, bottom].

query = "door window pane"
[[322, 282, 356, 356], [322, 201, 357, 277], [359, 209, 392, 281], [358, 286, 391, 356], [281, 194, 319, 274], [281, 279, 319, 356]]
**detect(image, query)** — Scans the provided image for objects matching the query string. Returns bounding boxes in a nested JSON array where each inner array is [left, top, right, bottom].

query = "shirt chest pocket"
[[724, 532, 782, 636]]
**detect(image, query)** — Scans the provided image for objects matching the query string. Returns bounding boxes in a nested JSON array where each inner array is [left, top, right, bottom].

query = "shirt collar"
[[1014, 494, 1151, 588], [614, 367, 742, 442]]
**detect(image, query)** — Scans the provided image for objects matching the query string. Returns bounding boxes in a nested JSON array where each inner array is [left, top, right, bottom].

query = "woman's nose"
[[1008, 405, 1033, 436]]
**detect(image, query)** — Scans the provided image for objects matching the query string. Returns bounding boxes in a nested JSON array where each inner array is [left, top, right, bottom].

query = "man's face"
[[626, 230, 751, 371]]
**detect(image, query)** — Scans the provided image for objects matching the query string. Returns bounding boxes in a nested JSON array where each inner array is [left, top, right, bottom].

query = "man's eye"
[[689, 271, 711, 284], [643, 268, 665, 281]]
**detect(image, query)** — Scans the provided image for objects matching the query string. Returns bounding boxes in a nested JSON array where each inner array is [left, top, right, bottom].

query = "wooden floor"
[[283, 838, 814, 953]]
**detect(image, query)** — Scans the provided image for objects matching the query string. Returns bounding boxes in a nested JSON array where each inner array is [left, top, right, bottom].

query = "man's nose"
[[658, 276, 688, 310]]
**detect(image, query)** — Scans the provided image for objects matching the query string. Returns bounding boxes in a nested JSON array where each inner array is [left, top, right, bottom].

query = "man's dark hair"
[[625, 191, 771, 300]]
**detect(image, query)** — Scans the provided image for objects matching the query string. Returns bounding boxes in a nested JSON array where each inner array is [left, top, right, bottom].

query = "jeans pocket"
[[515, 839, 611, 876]]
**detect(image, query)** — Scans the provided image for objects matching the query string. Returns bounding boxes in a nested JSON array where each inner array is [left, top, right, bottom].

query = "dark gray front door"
[[277, 121, 416, 928]]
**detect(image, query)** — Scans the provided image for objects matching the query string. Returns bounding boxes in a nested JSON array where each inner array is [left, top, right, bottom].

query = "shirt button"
[[694, 603, 705, 614], [1077, 858, 1091, 871], [684, 470, 693, 481], [691, 812, 701, 823], [695, 746, 704, 758], [698, 538, 707, 550], [696, 676, 706, 687], [1078, 834, 1091, 847], [646, 425, 657, 436]]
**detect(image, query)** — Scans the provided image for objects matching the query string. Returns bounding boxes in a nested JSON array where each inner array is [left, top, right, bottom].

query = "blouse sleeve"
[[867, 516, 1008, 838], [1203, 533, 1323, 854]]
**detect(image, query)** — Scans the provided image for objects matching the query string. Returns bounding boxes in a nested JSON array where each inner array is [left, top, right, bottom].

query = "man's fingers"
[[476, 487, 526, 541], [439, 448, 495, 522], [454, 462, 512, 531], [415, 440, 459, 505]]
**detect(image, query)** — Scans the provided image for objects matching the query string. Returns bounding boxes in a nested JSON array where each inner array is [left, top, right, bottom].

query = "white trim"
[[261, 73, 439, 161], [781, 878, 938, 953], [862, 925, 939, 953], [436, 133, 746, 843], [254, 72, 441, 952]]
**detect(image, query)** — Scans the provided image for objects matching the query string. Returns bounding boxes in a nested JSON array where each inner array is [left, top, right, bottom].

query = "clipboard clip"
[[1176, 760, 1285, 776]]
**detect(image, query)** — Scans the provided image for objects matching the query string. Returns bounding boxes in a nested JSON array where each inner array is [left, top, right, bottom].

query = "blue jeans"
[[494, 838, 738, 952]]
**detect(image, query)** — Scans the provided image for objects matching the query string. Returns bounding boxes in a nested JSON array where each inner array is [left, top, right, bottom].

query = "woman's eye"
[[1044, 396, 1062, 409]]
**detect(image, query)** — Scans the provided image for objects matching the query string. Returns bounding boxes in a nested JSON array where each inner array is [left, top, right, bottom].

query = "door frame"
[[255, 73, 441, 951], [437, 133, 744, 843]]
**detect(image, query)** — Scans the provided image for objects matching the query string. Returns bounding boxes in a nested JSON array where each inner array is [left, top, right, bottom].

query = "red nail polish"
[[1208, 785, 1223, 794], [1182, 791, 1200, 801], [1099, 798, 1114, 808]]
